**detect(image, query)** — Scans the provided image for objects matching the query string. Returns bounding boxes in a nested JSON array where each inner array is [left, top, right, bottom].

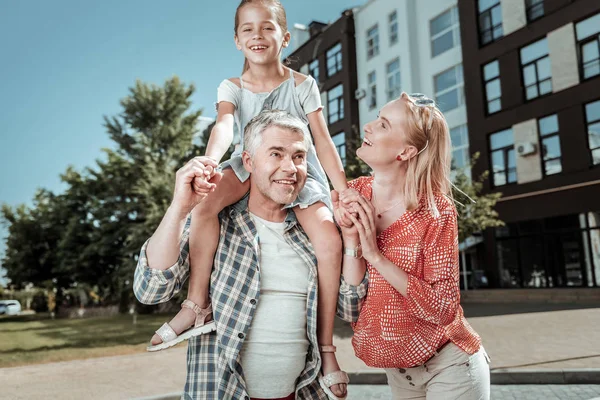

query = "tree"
[[343, 125, 370, 180], [452, 153, 504, 243], [1, 77, 205, 309]]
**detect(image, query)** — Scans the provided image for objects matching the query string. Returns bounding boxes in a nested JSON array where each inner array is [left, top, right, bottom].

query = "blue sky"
[[0, 0, 366, 285]]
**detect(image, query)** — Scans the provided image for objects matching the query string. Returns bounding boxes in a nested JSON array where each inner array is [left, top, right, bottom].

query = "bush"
[[31, 291, 49, 313]]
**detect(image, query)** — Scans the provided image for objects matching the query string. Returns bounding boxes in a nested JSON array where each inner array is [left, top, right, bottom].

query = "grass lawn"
[[0, 313, 182, 368]]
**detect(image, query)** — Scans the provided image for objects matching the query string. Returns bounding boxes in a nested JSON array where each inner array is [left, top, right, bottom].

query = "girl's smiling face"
[[235, 3, 290, 67]]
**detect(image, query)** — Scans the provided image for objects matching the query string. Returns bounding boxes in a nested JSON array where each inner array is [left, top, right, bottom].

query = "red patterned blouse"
[[348, 176, 481, 368]]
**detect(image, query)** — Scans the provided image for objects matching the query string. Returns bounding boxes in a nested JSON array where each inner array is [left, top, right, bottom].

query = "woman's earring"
[[396, 155, 402, 161]]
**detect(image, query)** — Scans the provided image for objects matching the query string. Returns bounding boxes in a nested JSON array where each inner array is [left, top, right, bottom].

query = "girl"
[[149, 1, 349, 398], [335, 93, 490, 399]]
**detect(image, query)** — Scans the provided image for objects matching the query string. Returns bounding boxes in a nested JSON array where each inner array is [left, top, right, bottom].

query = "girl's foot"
[[319, 346, 349, 399], [148, 300, 214, 351]]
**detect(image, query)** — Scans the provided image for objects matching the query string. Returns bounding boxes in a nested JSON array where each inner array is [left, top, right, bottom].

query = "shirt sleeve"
[[404, 206, 461, 326], [336, 274, 369, 323], [133, 215, 192, 305], [347, 176, 366, 191], [298, 76, 323, 115], [217, 79, 240, 109]]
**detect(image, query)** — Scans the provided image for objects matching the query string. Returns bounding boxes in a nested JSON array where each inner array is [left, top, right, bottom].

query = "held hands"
[[172, 156, 223, 215], [331, 190, 358, 238], [338, 189, 383, 264]]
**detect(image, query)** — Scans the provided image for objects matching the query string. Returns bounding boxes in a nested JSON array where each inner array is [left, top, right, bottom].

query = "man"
[[133, 110, 366, 400]]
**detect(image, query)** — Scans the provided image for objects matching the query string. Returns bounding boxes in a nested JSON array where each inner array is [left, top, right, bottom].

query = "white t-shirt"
[[239, 213, 310, 398]]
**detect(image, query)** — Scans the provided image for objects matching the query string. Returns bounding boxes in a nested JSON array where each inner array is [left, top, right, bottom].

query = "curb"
[[134, 369, 600, 399], [490, 368, 600, 385], [349, 369, 600, 385]]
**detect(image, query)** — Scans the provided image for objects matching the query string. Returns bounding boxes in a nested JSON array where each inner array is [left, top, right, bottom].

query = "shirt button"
[[244, 396, 250, 400], [398, 368, 406, 373], [250, 299, 256, 305], [406, 375, 412, 381], [238, 332, 245, 339]]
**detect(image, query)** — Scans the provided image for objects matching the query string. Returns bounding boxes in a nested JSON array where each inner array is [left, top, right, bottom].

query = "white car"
[[0, 300, 22, 315]]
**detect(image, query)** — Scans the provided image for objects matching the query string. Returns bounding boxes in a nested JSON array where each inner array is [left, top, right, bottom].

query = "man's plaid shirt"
[[134, 196, 368, 400]]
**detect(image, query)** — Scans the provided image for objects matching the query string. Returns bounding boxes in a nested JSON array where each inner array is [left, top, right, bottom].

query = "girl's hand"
[[346, 194, 383, 264], [190, 156, 218, 195], [339, 187, 362, 205]]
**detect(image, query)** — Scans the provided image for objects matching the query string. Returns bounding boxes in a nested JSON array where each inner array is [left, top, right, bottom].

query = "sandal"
[[318, 345, 350, 400], [146, 300, 216, 352]]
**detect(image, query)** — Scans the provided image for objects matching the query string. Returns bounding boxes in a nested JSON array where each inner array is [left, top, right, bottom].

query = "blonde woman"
[[335, 93, 490, 399]]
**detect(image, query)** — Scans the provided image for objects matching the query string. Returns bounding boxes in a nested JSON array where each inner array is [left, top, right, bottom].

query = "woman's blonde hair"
[[234, 0, 288, 74], [398, 92, 452, 217]]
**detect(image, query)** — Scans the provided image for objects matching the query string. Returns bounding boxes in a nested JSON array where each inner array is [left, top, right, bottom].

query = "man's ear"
[[242, 151, 253, 173]]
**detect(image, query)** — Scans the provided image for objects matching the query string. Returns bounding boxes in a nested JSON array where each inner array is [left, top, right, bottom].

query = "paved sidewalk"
[[1, 306, 599, 399], [333, 306, 600, 373]]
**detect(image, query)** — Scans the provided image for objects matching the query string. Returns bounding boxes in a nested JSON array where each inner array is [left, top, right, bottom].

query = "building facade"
[[459, 0, 600, 289], [286, 10, 360, 170], [354, 0, 470, 174]]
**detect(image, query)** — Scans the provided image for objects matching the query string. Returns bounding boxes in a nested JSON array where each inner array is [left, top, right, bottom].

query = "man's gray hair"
[[243, 110, 312, 156]]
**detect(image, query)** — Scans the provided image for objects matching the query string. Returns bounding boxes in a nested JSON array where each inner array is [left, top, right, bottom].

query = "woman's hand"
[[346, 194, 383, 264]]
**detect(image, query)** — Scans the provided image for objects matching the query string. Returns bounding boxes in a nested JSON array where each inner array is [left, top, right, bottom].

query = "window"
[[368, 71, 377, 110], [327, 84, 344, 125], [386, 58, 401, 100], [367, 25, 380, 59], [309, 59, 319, 83], [538, 114, 562, 175], [478, 0, 503, 46], [430, 6, 460, 57], [520, 38, 551, 100], [332, 132, 346, 166], [450, 125, 470, 171], [483, 60, 501, 114], [585, 100, 600, 165], [489, 128, 516, 187], [525, 0, 544, 22], [576, 13, 600, 80], [495, 213, 600, 288], [389, 11, 398, 46], [326, 43, 342, 77], [434, 64, 464, 112]]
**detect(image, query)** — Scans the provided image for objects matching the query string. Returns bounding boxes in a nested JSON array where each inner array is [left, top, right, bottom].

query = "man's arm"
[[133, 216, 192, 305], [133, 156, 221, 304]]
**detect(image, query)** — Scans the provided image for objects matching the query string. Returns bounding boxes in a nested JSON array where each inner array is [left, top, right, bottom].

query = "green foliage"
[[1, 77, 204, 308], [343, 126, 370, 181], [452, 153, 504, 243]]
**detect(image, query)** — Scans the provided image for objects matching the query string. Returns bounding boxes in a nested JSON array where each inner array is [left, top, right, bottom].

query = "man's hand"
[[171, 157, 222, 215]]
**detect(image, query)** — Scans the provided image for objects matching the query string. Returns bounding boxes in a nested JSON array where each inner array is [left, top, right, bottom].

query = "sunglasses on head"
[[407, 93, 435, 155]]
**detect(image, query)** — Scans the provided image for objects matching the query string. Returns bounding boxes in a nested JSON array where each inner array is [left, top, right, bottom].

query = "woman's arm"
[[332, 190, 368, 322], [349, 195, 460, 326], [306, 110, 348, 193], [204, 102, 236, 163]]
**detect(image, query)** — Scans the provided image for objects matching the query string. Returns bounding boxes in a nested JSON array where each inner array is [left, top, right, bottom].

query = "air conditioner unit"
[[355, 88, 366, 100], [516, 142, 537, 156]]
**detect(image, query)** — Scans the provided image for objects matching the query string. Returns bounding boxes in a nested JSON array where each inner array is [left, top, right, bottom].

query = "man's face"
[[242, 126, 308, 206]]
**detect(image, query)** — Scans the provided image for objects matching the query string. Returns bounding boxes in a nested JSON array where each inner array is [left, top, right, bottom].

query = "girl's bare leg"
[[295, 203, 346, 398], [151, 169, 249, 345]]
